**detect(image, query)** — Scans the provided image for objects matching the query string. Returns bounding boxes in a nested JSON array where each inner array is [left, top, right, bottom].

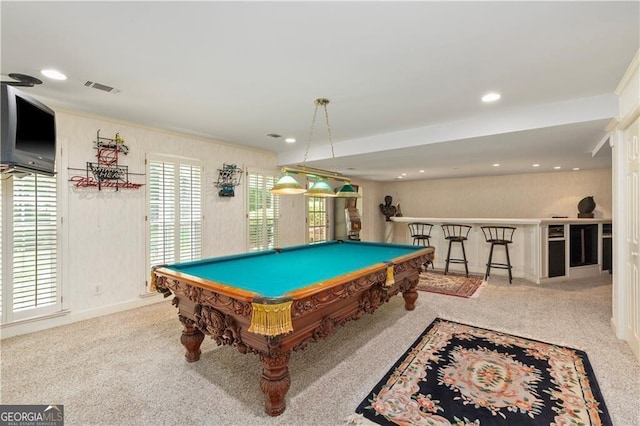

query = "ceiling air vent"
[[84, 81, 120, 94]]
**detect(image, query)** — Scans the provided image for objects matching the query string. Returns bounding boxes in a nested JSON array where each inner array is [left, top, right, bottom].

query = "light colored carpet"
[[1, 274, 638, 426]]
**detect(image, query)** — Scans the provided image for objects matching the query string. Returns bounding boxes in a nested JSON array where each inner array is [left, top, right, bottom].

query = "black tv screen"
[[1, 84, 56, 176], [15, 95, 56, 157]]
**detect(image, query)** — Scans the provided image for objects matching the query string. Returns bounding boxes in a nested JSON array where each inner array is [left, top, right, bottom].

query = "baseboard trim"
[[1, 294, 164, 339]]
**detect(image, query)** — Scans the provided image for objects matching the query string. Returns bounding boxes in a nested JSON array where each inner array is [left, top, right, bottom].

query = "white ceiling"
[[2, 2, 638, 181]]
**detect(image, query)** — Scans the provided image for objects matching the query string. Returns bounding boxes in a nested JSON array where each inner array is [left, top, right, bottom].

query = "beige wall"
[[58, 110, 279, 314], [347, 178, 384, 242], [376, 169, 612, 221]]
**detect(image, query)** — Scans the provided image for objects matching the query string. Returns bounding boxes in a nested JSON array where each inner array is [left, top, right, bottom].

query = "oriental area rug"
[[356, 318, 611, 426], [417, 270, 484, 298]]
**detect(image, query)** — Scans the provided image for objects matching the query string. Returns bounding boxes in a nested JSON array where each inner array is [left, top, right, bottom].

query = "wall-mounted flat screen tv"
[[1, 84, 56, 176]]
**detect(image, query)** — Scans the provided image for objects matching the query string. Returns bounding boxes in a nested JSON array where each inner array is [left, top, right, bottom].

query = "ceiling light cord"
[[301, 98, 337, 175], [320, 100, 339, 178], [269, 98, 359, 198], [301, 100, 321, 167]]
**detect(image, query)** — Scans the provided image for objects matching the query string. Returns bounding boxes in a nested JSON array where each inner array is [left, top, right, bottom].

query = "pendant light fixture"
[[334, 183, 360, 197], [269, 173, 306, 195], [269, 98, 360, 198]]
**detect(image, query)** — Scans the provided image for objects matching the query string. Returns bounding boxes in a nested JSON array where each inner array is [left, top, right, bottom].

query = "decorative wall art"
[[215, 163, 243, 197], [578, 196, 596, 218], [69, 130, 144, 190]]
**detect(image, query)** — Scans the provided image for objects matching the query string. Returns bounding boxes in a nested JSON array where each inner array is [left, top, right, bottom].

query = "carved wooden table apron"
[[153, 246, 433, 417]]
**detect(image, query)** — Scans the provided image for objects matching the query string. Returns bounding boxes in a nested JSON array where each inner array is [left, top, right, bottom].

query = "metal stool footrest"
[[486, 261, 512, 269]]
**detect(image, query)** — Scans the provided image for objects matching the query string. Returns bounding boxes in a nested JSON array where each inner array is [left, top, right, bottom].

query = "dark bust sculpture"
[[379, 195, 397, 221], [578, 196, 596, 218]]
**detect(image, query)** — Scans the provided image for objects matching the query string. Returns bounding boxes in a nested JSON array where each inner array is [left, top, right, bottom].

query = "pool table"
[[151, 240, 434, 416]]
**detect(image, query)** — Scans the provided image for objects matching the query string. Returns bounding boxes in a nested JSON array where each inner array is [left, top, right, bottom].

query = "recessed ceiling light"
[[419, 170, 425, 173], [285, 138, 296, 143], [397, 176, 403, 179], [482, 92, 501, 102], [532, 164, 540, 167], [493, 163, 500, 167], [41, 69, 67, 80], [554, 166, 561, 170], [573, 167, 580, 171], [402, 173, 407, 176]]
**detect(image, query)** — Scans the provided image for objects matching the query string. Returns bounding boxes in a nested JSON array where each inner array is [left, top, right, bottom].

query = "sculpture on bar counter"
[[379, 195, 397, 221], [578, 196, 596, 218]]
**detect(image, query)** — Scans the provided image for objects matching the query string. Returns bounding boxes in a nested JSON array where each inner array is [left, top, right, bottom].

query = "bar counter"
[[390, 217, 612, 283]]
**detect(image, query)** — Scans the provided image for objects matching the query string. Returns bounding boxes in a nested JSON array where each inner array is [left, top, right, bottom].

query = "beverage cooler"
[[547, 224, 566, 278]]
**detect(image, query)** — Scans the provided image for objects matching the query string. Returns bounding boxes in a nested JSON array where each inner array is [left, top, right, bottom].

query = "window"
[[248, 171, 279, 251], [147, 156, 202, 272], [1, 173, 58, 323], [307, 195, 329, 243]]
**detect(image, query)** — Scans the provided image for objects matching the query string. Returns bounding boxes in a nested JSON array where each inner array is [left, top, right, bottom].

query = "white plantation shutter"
[[179, 164, 201, 261], [149, 161, 176, 266], [248, 172, 279, 251], [148, 157, 201, 270], [11, 174, 58, 313]]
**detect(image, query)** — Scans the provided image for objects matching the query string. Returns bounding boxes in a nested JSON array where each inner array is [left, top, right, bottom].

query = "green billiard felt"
[[167, 240, 422, 297]]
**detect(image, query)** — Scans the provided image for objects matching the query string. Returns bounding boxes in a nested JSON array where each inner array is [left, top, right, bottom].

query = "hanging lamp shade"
[[334, 183, 361, 198], [306, 179, 337, 197], [267, 98, 353, 196], [269, 174, 306, 195]]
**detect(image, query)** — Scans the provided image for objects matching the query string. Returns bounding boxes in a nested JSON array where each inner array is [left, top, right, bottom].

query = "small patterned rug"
[[417, 270, 484, 298], [356, 318, 611, 426]]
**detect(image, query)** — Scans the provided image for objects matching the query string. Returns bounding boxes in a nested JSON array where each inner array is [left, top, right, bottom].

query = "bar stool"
[[481, 226, 516, 284], [408, 223, 434, 269], [441, 224, 472, 276]]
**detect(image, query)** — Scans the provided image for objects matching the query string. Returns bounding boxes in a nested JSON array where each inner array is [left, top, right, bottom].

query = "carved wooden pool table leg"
[[259, 351, 291, 416], [402, 279, 419, 311], [179, 316, 205, 362]]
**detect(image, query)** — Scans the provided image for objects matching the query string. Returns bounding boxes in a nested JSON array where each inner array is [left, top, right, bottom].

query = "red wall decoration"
[[69, 130, 143, 190]]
